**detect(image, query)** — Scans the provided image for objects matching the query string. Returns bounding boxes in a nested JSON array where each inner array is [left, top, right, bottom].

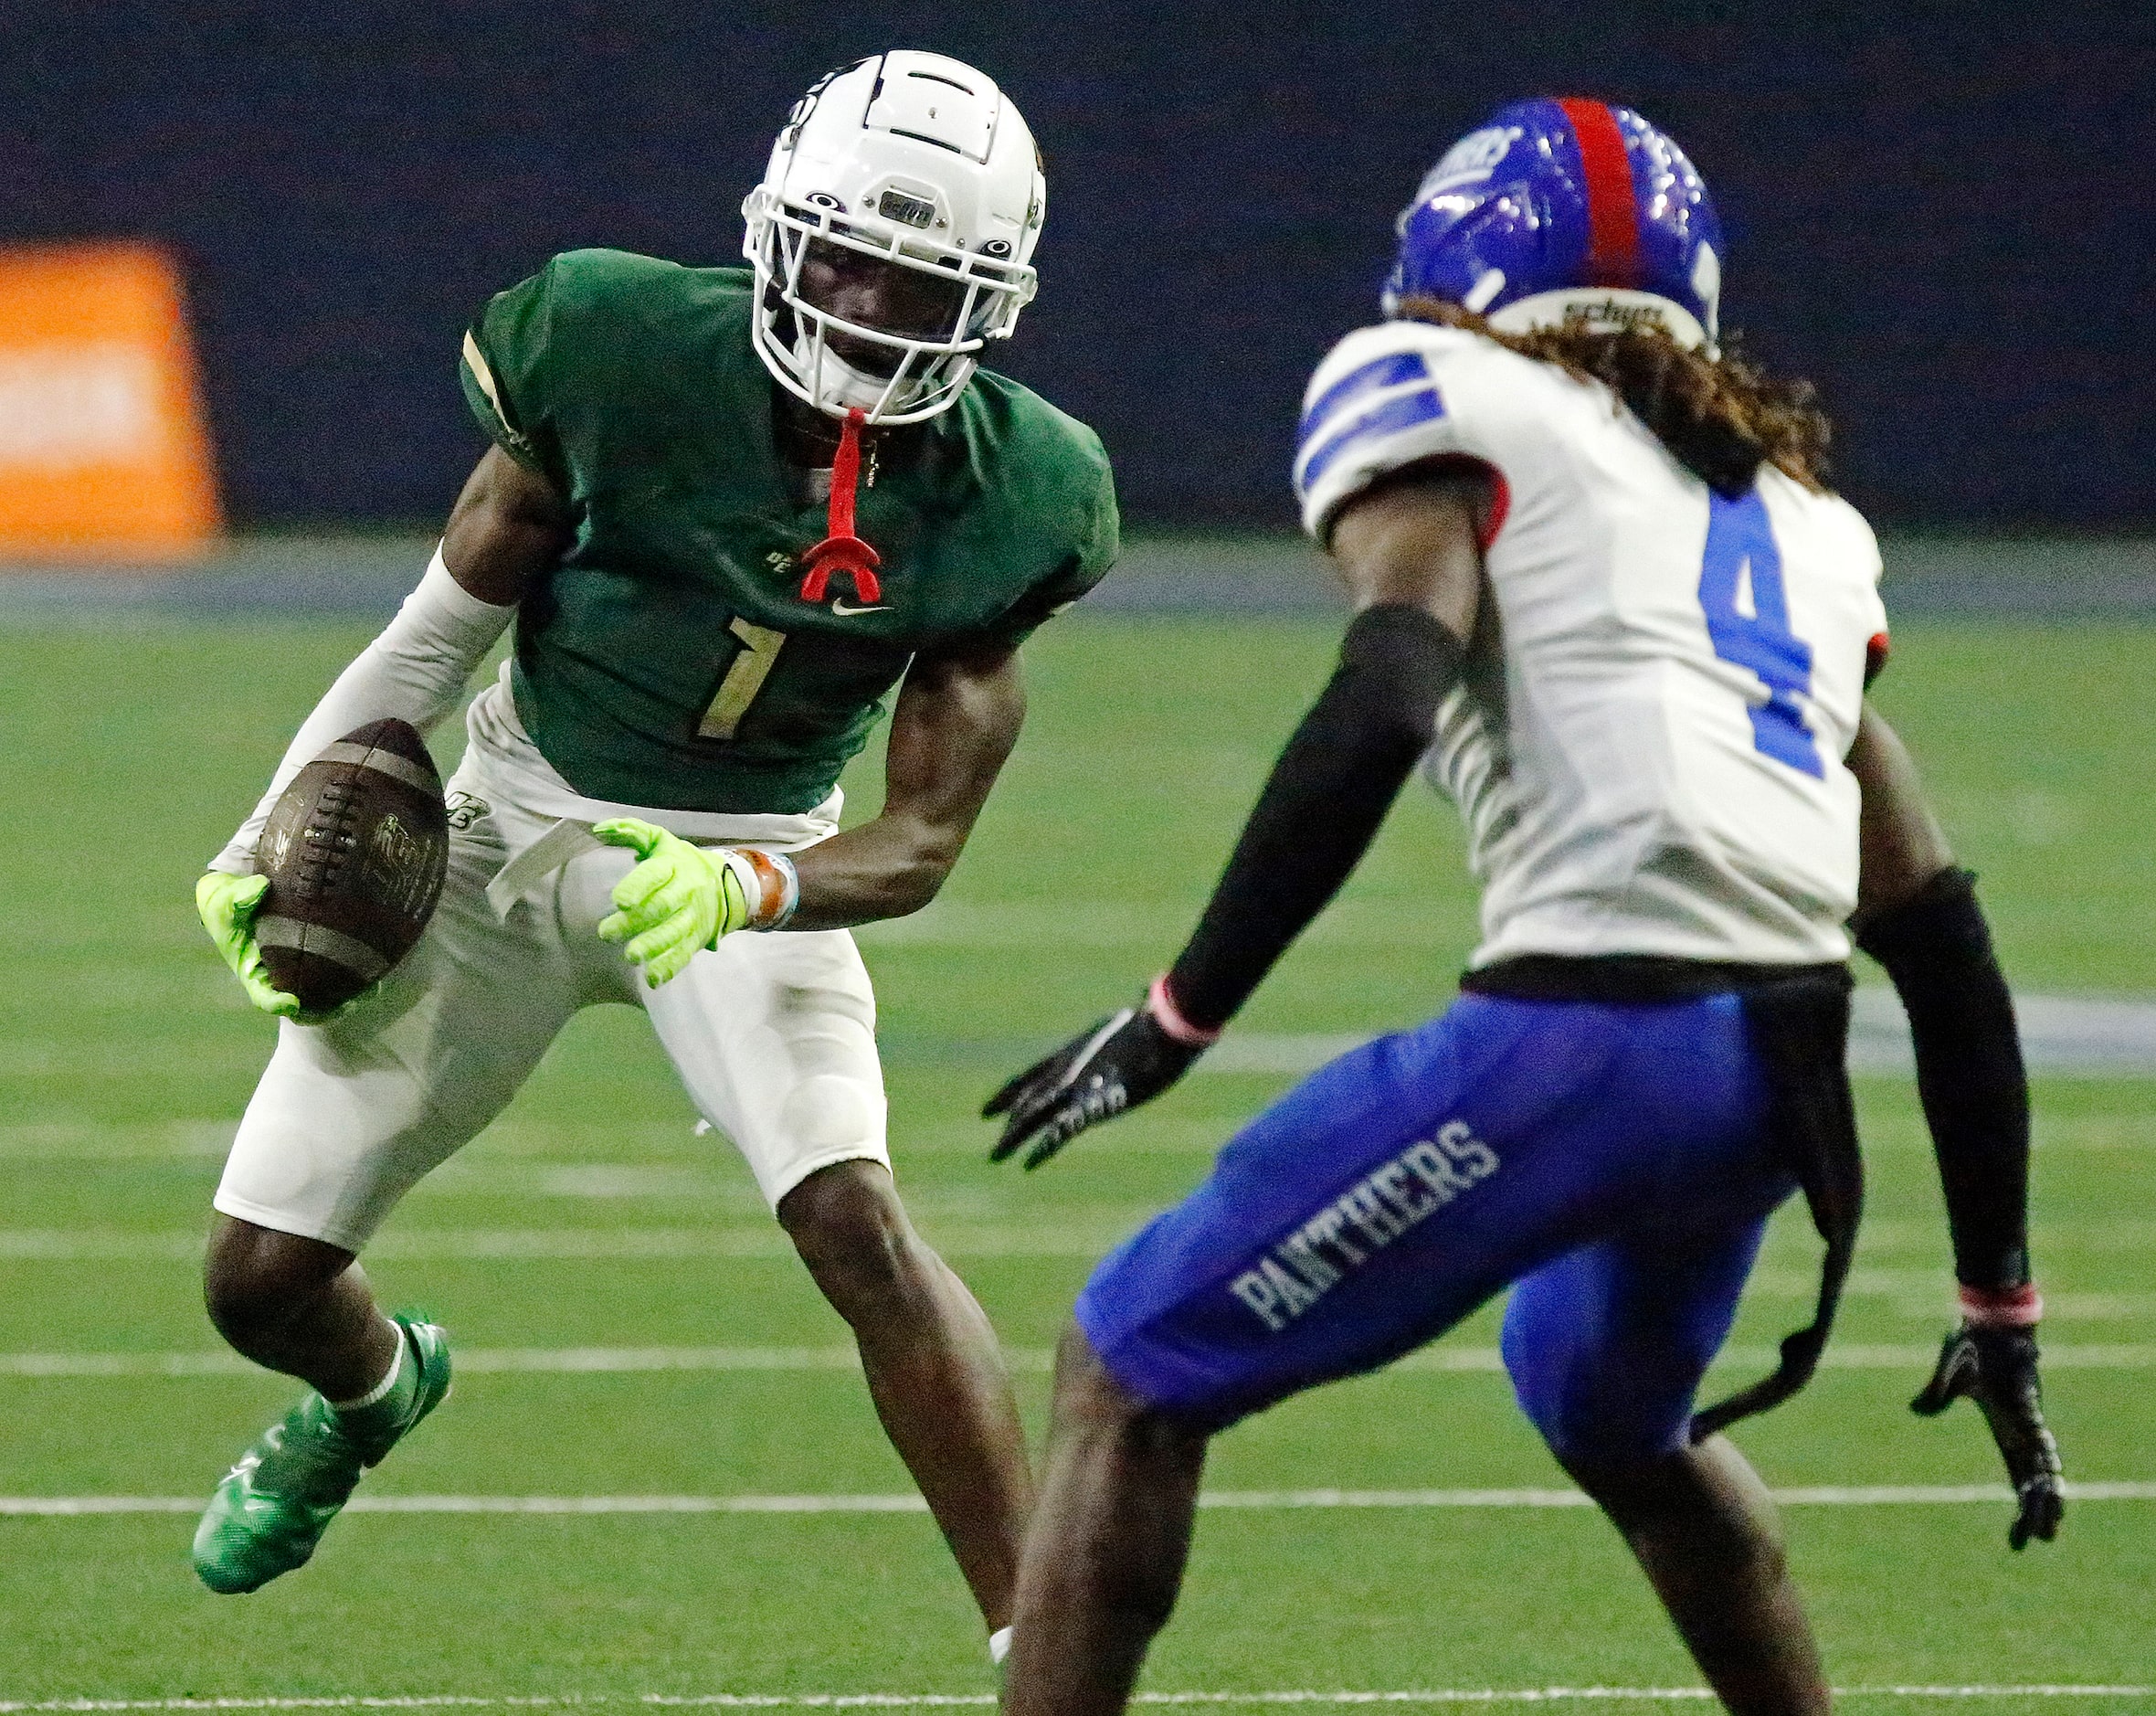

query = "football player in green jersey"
[[188, 54, 1115, 1660]]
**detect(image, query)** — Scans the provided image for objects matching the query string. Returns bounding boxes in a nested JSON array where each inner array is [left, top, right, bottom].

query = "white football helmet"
[[743, 52, 1045, 423]]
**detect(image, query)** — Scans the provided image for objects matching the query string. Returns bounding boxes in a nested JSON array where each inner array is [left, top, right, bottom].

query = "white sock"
[[330, 1326, 405, 1411], [988, 1626, 1014, 1666]]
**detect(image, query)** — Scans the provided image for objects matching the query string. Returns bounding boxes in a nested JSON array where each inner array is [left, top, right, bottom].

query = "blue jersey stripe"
[[1295, 387, 1447, 494], [1296, 349, 1431, 446]]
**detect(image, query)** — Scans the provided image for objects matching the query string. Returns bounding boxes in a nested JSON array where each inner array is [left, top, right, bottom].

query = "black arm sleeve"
[[1165, 604, 1465, 1032], [1855, 867, 2033, 1290]]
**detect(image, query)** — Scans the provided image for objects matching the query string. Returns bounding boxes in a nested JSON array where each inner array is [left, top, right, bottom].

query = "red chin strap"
[[798, 408, 882, 605]]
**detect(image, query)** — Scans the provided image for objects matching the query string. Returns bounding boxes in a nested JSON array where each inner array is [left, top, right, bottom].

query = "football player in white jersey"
[[983, 101, 2060, 1716]]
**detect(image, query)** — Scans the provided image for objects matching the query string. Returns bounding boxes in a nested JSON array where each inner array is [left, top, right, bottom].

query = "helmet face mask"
[[793, 237, 997, 352], [745, 53, 1045, 424]]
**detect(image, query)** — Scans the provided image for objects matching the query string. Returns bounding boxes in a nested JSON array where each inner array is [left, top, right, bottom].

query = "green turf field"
[[0, 609, 2151, 1708]]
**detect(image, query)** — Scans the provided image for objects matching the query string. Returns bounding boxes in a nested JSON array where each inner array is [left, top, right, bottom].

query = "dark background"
[[6, 2, 2152, 530]]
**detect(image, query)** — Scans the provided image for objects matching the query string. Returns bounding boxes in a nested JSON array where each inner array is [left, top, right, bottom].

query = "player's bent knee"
[[1051, 1321, 1134, 1422], [202, 1217, 357, 1348], [1052, 1320, 1205, 1457], [1563, 1442, 1791, 1585], [1559, 1446, 1691, 1524], [1524, 1400, 1686, 1471]]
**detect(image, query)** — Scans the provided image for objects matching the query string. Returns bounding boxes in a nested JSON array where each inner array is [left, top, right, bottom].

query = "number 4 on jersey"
[[1697, 491, 1823, 779]]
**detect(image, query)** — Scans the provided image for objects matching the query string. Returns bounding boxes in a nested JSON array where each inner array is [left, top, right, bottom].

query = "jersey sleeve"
[[972, 427, 1121, 650], [1846, 504, 1891, 686], [460, 257, 571, 488], [1293, 323, 1506, 544]]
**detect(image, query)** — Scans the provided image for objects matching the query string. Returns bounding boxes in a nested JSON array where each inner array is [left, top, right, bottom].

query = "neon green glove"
[[196, 872, 302, 1018], [593, 818, 755, 988]]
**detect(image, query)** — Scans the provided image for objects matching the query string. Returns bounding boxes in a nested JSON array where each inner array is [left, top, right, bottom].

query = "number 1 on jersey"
[[1697, 491, 1823, 779], [700, 618, 787, 741]]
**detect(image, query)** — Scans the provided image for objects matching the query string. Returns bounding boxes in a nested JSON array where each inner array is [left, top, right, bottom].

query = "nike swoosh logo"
[[830, 599, 892, 616]]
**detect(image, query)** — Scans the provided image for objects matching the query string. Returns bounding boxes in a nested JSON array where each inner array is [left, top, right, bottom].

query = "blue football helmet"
[[1384, 98, 1723, 353]]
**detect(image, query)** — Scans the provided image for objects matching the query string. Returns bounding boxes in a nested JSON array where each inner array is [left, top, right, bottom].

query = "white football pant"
[[214, 766, 887, 1254]]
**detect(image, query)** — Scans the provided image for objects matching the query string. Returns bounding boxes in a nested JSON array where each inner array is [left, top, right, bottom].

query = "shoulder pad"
[[538, 248, 682, 307], [1293, 323, 1510, 542], [958, 368, 1116, 530]]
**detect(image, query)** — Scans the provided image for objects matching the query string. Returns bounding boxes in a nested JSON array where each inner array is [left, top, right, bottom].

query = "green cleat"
[[191, 1314, 450, 1594]]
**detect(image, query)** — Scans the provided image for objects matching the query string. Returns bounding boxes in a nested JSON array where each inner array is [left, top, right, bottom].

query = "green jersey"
[[459, 249, 1118, 814]]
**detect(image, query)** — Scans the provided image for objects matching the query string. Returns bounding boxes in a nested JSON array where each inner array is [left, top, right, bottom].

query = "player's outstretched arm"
[[198, 449, 570, 1012], [1845, 703, 2063, 1549], [987, 466, 1485, 1168], [784, 634, 1030, 930]]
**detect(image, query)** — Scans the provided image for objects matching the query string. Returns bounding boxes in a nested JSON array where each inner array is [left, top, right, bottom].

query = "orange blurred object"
[[0, 241, 222, 562]]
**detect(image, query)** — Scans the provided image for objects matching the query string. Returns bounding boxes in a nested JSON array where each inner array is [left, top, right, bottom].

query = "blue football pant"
[[1073, 991, 1798, 1459]]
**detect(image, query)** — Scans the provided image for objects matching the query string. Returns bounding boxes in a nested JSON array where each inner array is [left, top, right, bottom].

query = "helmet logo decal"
[[1398, 125, 1524, 236], [1421, 125, 1522, 194], [780, 64, 851, 153]]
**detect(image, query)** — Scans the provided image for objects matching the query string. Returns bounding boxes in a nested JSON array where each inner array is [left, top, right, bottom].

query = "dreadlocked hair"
[[1393, 296, 1834, 497]]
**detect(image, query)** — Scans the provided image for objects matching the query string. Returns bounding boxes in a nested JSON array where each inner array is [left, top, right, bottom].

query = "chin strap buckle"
[[799, 408, 882, 604]]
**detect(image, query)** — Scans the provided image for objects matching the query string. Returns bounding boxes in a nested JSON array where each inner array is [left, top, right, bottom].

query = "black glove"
[[1910, 1324, 2065, 1550], [985, 1003, 1204, 1170]]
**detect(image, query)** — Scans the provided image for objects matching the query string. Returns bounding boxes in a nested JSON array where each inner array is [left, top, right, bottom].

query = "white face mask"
[[789, 335, 918, 418], [776, 303, 944, 418], [747, 196, 1024, 425]]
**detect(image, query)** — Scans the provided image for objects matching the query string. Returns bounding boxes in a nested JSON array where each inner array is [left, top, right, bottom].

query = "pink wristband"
[[1147, 974, 1222, 1047], [1960, 1282, 2043, 1329]]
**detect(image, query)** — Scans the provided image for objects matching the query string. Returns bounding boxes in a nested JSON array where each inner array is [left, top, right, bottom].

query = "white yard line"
[[5, 1223, 2153, 1264], [1, 1689, 2151, 1711], [0, 1230, 1140, 1262], [4, 1482, 2152, 1517], [1, 1342, 2149, 1378], [0, 1346, 885, 1378], [1, 1118, 2148, 1163]]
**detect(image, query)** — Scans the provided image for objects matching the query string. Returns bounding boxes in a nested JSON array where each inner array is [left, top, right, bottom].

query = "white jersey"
[[1295, 321, 1887, 969]]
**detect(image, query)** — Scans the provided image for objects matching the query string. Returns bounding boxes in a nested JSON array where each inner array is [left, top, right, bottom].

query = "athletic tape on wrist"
[[721, 848, 799, 930], [1960, 1282, 2043, 1329], [1148, 973, 1221, 1046]]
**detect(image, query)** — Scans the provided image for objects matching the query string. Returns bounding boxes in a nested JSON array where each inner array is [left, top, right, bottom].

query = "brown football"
[[255, 718, 449, 1014]]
